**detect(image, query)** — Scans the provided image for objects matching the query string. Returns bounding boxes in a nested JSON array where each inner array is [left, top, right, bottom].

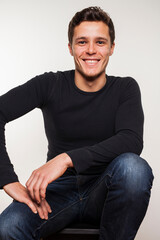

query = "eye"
[[97, 41, 105, 45], [78, 41, 86, 45]]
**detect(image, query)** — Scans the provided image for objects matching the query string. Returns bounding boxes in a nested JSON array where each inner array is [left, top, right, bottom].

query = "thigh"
[[0, 174, 80, 240]]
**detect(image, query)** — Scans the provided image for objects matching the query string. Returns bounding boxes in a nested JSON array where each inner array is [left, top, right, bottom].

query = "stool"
[[43, 223, 100, 240]]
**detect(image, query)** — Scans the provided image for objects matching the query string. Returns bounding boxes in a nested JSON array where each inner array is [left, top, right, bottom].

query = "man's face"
[[68, 21, 115, 80]]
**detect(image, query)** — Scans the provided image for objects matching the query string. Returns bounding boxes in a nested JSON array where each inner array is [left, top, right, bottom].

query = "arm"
[[66, 78, 144, 174], [0, 73, 56, 218], [0, 73, 53, 188]]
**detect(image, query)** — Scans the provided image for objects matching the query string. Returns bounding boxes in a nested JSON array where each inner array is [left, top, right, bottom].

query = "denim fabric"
[[0, 153, 154, 240]]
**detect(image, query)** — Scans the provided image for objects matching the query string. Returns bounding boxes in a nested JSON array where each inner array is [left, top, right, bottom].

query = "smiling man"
[[68, 21, 115, 91], [0, 6, 153, 240]]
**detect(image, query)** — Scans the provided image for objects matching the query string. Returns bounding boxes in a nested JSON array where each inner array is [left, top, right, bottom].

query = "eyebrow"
[[75, 37, 109, 42], [75, 37, 87, 41]]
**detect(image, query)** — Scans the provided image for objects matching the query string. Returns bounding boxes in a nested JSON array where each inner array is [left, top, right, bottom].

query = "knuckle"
[[33, 186, 38, 192], [27, 186, 32, 192], [32, 169, 39, 176], [34, 171, 40, 177], [32, 170, 36, 175], [40, 186, 45, 192], [40, 173, 45, 179]]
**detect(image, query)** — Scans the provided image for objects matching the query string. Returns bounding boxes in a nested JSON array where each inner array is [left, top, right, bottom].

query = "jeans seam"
[[33, 197, 87, 238], [84, 172, 112, 196]]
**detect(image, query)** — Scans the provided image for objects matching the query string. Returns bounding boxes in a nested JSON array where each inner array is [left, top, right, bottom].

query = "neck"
[[74, 71, 107, 92]]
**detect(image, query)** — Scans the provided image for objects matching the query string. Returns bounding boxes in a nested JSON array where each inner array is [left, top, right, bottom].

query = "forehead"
[[73, 21, 110, 39]]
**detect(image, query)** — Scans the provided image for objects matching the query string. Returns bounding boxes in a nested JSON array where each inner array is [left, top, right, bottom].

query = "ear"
[[109, 42, 115, 56], [68, 43, 73, 56]]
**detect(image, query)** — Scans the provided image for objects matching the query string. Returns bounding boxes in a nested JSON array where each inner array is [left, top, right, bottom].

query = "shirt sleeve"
[[67, 78, 144, 174], [0, 73, 54, 188]]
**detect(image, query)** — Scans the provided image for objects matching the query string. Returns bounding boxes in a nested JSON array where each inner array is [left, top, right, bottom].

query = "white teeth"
[[84, 60, 99, 65], [85, 60, 98, 63]]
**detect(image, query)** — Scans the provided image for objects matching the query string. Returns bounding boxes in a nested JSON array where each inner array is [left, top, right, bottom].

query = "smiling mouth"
[[82, 59, 100, 66]]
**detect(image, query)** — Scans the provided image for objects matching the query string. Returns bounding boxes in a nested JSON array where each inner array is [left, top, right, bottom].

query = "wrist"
[[62, 153, 73, 168]]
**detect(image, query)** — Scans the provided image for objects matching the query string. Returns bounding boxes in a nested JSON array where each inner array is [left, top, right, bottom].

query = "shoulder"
[[108, 75, 139, 88], [25, 70, 73, 91], [28, 70, 74, 104], [108, 75, 141, 94], [31, 70, 74, 85], [107, 75, 142, 102]]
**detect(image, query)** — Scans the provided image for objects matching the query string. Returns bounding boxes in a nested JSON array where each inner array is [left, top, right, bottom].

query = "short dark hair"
[[68, 6, 115, 45]]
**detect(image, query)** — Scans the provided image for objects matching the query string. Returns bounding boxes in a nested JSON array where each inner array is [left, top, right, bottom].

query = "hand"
[[3, 182, 52, 219], [26, 153, 73, 204]]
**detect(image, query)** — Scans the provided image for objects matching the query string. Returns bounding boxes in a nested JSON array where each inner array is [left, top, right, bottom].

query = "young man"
[[0, 6, 153, 240]]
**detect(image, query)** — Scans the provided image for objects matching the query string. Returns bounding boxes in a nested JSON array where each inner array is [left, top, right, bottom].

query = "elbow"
[[137, 138, 144, 155], [130, 135, 144, 156], [122, 131, 144, 156]]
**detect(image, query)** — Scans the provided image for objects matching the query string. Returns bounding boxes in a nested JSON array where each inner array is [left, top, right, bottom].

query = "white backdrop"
[[0, 0, 160, 239]]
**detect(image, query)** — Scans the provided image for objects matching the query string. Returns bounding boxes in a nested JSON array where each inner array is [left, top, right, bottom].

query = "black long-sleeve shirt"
[[0, 70, 144, 188]]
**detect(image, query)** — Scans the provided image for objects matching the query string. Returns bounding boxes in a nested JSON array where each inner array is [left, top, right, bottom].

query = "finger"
[[26, 174, 40, 201], [44, 199, 52, 213], [41, 200, 49, 220], [26, 171, 35, 187], [35, 200, 50, 220], [26, 170, 40, 191], [41, 199, 52, 219], [32, 176, 45, 203], [35, 202, 45, 219], [39, 179, 49, 200]]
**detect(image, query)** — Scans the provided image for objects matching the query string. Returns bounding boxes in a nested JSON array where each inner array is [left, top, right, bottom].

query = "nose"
[[86, 42, 96, 55]]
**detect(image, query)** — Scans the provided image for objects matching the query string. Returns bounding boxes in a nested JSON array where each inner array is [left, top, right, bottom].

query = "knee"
[[112, 153, 154, 194]]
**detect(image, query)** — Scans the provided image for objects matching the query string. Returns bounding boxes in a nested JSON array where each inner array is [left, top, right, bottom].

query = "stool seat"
[[43, 223, 100, 240]]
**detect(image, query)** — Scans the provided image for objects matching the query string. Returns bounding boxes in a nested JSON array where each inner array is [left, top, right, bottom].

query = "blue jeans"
[[0, 153, 154, 240]]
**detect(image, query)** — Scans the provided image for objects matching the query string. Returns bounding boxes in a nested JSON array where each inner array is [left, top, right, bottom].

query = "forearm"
[[67, 129, 143, 174]]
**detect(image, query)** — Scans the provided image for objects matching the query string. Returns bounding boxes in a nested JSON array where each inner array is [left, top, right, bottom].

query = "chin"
[[81, 70, 104, 81]]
